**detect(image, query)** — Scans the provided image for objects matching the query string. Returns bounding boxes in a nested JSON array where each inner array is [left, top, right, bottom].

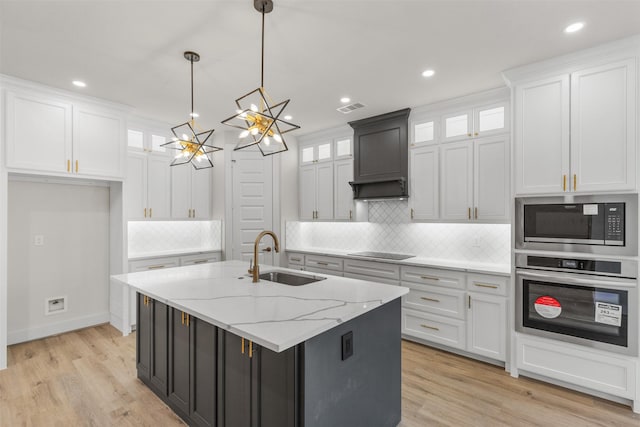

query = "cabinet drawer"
[[180, 252, 220, 266], [402, 283, 465, 319], [129, 256, 180, 272], [287, 253, 305, 266], [344, 259, 400, 280], [402, 308, 465, 350], [305, 255, 343, 272], [466, 273, 509, 296], [344, 272, 400, 286], [401, 266, 465, 289]]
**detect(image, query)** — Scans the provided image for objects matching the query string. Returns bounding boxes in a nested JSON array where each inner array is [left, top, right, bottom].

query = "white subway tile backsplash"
[[128, 220, 222, 258]]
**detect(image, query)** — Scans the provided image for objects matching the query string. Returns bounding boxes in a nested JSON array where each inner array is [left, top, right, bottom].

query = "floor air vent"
[[337, 102, 366, 114]]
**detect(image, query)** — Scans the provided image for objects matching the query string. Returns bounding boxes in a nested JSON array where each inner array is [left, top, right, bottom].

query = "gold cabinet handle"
[[474, 283, 499, 289], [468, 295, 471, 309], [67, 159, 71, 172], [317, 261, 329, 266], [193, 259, 209, 264], [411, 208, 414, 219], [241, 337, 245, 354], [149, 208, 152, 218], [420, 275, 440, 281], [75, 160, 78, 173], [249, 341, 253, 358], [467, 133, 472, 137], [574, 174, 577, 191], [147, 265, 166, 270], [349, 210, 353, 220], [181, 311, 185, 325], [474, 207, 478, 220], [193, 209, 196, 218], [291, 257, 301, 262], [474, 132, 478, 136], [421, 324, 439, 331], [186, 314, 190, 327], [420, 297, 440, 303], [468, 207, 471, 220], [144, 208, 147, 218], [563, 174, 567, 191]]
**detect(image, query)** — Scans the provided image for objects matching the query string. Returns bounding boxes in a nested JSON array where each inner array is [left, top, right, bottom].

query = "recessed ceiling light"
[[340, 97, 351, 103], [284, 115, 292, 120], [72, 80, 86, 88], [564, 22, 584, 33], [421, 69, 435, 78]]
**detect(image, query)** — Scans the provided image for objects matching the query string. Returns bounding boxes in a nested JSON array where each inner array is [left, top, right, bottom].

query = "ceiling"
[[1, 1, 640, 137]]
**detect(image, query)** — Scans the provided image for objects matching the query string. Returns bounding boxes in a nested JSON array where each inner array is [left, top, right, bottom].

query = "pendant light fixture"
[[162, 51, 222, 169], [221, 0, 300, 156]]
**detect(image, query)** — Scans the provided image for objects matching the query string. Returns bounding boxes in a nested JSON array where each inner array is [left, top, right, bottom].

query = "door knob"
[[262, 247, 272, 252]]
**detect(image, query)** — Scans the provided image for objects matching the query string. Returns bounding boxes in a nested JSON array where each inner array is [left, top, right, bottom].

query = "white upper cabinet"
[[570, 59, 636, 193], [410, 116, 438, 148], [513, 58, 636, 195], [474, 135, 510, 221], [300, 141, 333, 164], [5, 89, 125, 179], [191, 167, 212, 219], [334, 137, 353, 159], [171, 166, 212, 220], [126, 153, 147, 220], [334, 158, 354, 220], [409, 146, 439, 220], [299, 165, 317, 220], [514, 75, 570, 195], [441, 103, 508, 144], [6, 91, 72, 174], [441, 142, 473, 220], [299, 162, 334, 220], [126, 152, 171, 220]]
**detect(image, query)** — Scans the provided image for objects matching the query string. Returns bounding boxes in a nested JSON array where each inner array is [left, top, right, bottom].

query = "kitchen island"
[[110, 260, 408, 427]]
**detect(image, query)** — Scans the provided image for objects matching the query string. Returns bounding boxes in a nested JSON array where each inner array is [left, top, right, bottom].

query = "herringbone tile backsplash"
[[286, 200, 510, 264]]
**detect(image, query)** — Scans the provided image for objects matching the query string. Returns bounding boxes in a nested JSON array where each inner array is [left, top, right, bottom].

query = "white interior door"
[[231, 149, 273, 265]]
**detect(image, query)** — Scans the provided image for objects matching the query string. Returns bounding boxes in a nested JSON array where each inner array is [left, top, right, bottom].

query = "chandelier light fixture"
[[221, 0, 300, 156], [162, 51, 222, 169]]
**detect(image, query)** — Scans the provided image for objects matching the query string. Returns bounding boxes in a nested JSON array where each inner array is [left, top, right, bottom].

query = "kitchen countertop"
[[286, 247, 511, 276], [111, 260, 408, 352], [128, 248, 222, 261]]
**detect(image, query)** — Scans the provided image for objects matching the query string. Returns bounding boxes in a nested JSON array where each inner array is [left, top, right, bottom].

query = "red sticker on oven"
[[534, 296, 562, 319]]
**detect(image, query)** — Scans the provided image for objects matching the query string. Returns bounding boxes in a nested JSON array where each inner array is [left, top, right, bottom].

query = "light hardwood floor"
[[1, 324, 639, 426]]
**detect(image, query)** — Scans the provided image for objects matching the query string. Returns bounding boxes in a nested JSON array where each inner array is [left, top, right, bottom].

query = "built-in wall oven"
[[516, 254, 638, 356], [515, 194, 637, 256]]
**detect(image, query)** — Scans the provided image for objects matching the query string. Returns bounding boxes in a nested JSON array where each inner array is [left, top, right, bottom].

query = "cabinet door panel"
[[136, 293, 151, 382], [299, 165, 316, 220], [474, 136, 509, 220], [316, 163, 334, 219], [150, 301, 169, 395], [169, 309, 191, 416], [571, 59, 636, 192], [334, 159, 353, 220], [222, 332, 252, 427], [147, 155, 171, 219], [6, 91, 72, 173], [126, 153, 147, 220], [514, 75, 570, 195], [440, 142, 473, 220], [73, 107, 124, 178], [190, 319, 217, 427], [467, 293, 506, 361], [259, 345, 297, 427], [171, 165, 191, 219], [441, 110, 472, 143], [192, 168, 212, 219], [410, 146, 439, 220]]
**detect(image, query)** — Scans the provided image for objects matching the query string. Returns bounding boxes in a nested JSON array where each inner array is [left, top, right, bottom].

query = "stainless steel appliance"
[[515, 253, 638, 356], [515, 194, 637, 256]]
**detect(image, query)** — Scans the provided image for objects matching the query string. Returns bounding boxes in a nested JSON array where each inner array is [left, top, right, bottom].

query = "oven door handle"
[[517, 269, 637, 289]]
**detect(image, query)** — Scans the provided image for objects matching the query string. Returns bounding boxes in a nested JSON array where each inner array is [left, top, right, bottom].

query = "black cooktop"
[[348, 251, 415, 261]]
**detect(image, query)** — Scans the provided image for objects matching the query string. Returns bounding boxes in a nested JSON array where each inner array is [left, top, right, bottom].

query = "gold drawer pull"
[[420, 297, 440, 303], [421, 324, 440, 331], [316, 261, 329, 266], [67, 159, 71, 172], [75, 160, 79, 173], [147, 265, 166, 270], [291, 257, 301, 262], [420, 275, 440, 281], [241, 337, 245, 354], [193, 260, 209, 264], [474, 283, 499, 289]]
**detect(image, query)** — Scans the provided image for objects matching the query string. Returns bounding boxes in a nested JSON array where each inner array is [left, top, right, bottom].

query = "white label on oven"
[[534, 296, 562, 319], [583, 204, 599, 215], [595, 302, 622, 327]]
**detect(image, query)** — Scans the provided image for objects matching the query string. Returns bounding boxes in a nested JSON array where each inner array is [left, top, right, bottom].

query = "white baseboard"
[[7, 312, 110, 345]]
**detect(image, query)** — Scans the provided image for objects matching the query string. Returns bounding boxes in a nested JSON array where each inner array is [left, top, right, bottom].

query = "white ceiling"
[[1, 1, 640, 136]]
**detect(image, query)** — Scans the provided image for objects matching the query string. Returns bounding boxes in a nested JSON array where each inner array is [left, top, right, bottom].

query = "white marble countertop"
[[111, 260, 408, 353], [286, 247, 511, 276], [128, 248, 222, 261]]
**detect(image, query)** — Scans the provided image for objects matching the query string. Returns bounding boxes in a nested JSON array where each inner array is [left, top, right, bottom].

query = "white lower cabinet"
[[517, 334, 636, 400], [401, 266, 508, 362], [304, 254, 343, 272]]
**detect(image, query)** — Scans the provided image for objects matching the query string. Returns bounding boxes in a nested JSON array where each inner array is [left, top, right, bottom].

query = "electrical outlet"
[[34, 235, 44, 246], [342, 331, 353, 360]]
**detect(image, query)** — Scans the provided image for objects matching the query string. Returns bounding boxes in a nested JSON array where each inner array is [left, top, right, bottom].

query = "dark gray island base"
[[136, 293, 402, 427]]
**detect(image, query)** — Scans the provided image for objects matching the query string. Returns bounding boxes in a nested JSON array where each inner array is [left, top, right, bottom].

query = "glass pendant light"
[[221, 0, 300, 156], [162, 51, 222, 169]]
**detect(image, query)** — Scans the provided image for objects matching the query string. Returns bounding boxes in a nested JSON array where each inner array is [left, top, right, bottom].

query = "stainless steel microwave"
[[515, 195, 638, 256]]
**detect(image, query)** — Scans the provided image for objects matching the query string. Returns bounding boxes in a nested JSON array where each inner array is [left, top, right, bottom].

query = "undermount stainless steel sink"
[[259, 270, 327, 286]]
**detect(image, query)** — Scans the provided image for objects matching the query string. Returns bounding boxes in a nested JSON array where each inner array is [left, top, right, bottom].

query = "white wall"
[[7, 180, 110, 344]]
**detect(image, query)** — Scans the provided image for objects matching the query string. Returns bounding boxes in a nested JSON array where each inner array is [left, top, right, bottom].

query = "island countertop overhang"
[[110, 260, 408, 352]]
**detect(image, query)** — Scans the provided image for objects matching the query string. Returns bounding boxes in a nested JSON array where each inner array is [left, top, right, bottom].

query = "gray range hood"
[[348, 108, 410, 200]]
